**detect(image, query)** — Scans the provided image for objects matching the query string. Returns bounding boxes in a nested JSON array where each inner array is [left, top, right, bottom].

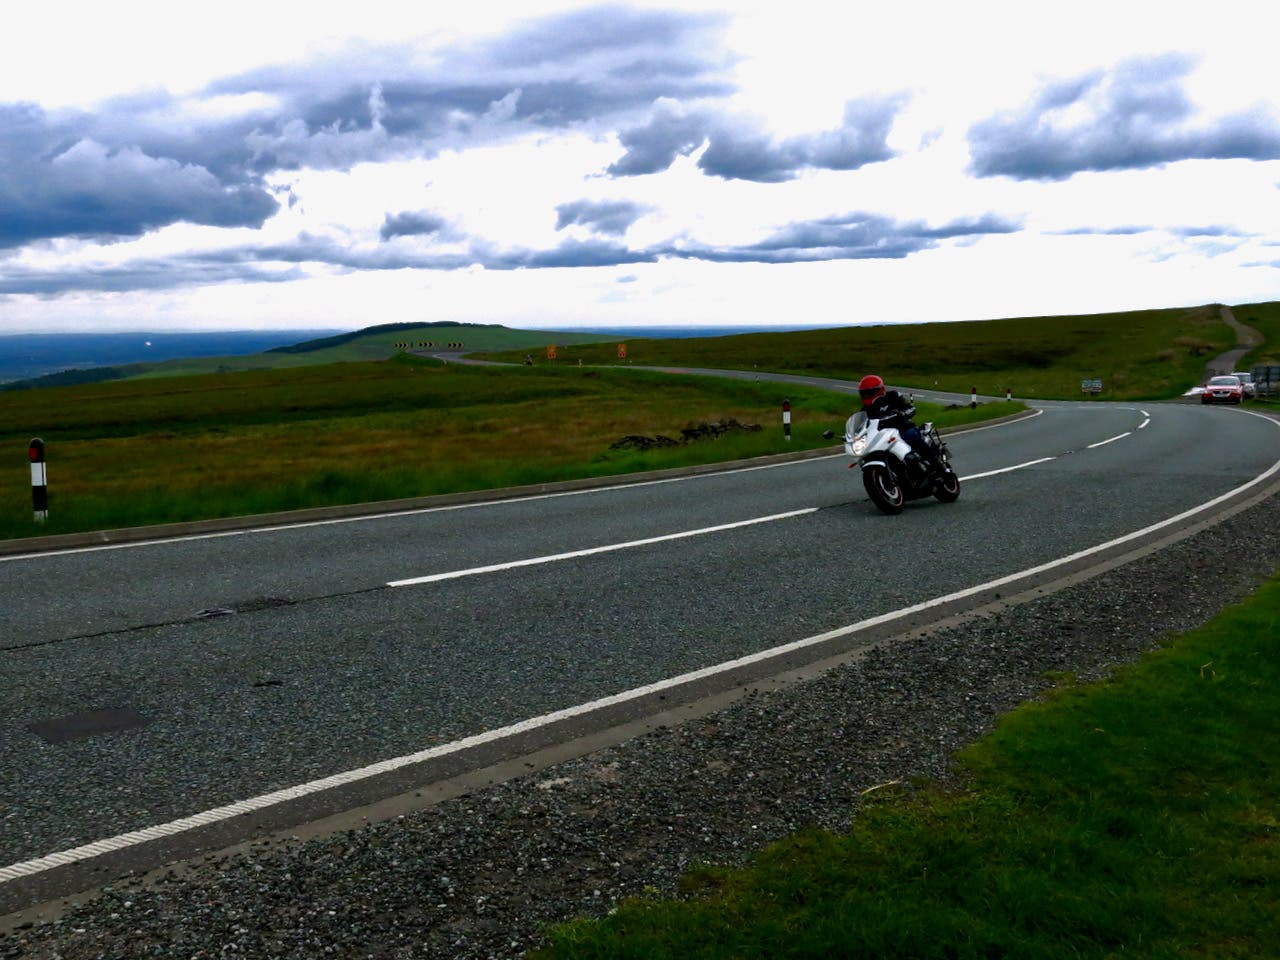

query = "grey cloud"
[[0, 258, 302, 297], [0, 6, 735, 253], [666, 212, 1020, 262], [969, 54, 1280, 180], [380, 210, 450, 241], [1169, 224, 1246, 237], [609, 95, 902, 182], [0, 103, 278, 250], [2, 209, 1018, 298], [214, 8, 733, 172], [472, 238, 658, 270], [606, 99, 710, 175], [555, 199, 647, 235], [1053, 225, 1153, 236]]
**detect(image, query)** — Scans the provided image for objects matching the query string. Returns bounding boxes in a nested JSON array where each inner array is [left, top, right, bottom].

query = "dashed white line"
[[961, 457, 1056, 480], [1088, 432, 1132, 449], [388, 508, 818, 588]]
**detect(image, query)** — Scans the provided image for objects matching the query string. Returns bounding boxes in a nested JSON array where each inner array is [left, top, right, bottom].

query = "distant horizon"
[[3, 295, 1268, 339], [0, 322, 853, 338]]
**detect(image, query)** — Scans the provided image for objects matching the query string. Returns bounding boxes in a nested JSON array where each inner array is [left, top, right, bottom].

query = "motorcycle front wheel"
[[863, 465, 905, 515], [933, 469, 961, 503]]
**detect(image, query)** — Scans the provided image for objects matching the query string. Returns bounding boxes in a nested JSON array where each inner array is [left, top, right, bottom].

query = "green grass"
[[0, 356, 1015, 541], [481, 303, 1240, 401], [3, 299, 1268, 540], [533, 575, 1280, 959]]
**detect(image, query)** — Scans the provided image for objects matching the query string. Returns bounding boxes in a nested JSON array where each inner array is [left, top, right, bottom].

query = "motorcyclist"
[[858, 374, 943, 479]]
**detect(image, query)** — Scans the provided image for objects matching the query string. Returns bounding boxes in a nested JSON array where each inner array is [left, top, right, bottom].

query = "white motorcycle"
[[841, 411, 960, 515]]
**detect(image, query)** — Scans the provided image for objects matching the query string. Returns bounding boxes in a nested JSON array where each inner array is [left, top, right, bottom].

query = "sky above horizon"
[[2, 0, 1279, 333]]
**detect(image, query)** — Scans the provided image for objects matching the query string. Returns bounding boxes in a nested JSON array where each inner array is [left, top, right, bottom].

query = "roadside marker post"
[[782, 398, 792, 441], [29, 438, 47, 523], [1006, 387, 1012, 401], [971, 386, 978, 409]]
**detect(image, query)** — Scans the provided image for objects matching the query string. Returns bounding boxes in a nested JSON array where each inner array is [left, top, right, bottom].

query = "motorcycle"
[[841, 410, 960, 515]]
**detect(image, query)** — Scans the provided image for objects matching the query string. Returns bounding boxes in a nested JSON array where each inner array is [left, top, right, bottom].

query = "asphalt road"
[[2, 395, 1279, 907]]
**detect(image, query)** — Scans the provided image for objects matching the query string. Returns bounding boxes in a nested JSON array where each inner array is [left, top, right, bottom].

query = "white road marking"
[[392, 450, 1060, 587], [1088, 432, 1132, 449], [961, 457, 1056, 480], [387, 509, 818, 588], [5, 416, 1278, 886]]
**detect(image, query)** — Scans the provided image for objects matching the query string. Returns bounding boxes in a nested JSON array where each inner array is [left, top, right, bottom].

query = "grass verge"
[[533, 573, 1280, 959], [0, 357, 1018, 541]]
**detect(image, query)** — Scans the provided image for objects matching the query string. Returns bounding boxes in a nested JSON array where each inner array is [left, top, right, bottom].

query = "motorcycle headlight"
[[851, 436, 867, 456]]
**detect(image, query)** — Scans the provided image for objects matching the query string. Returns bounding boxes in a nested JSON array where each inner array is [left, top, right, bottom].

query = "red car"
[[1201, 374, 1245, 404]]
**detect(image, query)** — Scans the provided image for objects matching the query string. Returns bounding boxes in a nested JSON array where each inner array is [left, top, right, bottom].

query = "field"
[[482, 303, 1240, 400], [3, 301, 1269, 541], [0, 355, 1016, 542]]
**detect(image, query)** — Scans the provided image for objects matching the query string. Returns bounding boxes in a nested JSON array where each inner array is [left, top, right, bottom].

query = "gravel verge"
[[5, 490, 1280, 959]]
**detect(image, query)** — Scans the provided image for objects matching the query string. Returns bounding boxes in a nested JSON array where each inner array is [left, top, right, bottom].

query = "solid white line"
[[1088, 432, 1132, 449], [6, 430, 1279, 885], [387, 509, 818, 587]]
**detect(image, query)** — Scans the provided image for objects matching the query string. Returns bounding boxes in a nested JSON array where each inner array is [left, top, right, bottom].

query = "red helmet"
[[858, 374, 885, 406]]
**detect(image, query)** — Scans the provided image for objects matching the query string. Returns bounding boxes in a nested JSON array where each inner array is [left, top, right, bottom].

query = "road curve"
[[2, 387, 1279, 916]]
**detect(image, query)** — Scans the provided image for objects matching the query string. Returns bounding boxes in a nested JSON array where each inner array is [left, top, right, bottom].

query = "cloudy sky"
[[2, 0, 1278, 333]]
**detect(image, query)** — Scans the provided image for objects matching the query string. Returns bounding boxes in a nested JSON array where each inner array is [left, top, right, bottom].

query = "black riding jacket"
[[864, 390, 917, 430]]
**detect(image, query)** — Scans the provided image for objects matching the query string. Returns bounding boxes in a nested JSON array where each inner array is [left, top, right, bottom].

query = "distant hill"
[[0, 330, 341, 385], [0, 323, 619, 390], [268, 321, 498, 354]]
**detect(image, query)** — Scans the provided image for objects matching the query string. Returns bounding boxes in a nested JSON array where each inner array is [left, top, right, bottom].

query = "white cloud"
[[0, 0, 1278, 333]]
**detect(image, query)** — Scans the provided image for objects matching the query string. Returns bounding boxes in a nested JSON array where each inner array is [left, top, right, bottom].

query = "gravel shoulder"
[[5, 488, 1280, 959]]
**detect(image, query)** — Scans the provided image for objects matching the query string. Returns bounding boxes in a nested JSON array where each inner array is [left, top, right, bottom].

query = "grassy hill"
[[1, 323, 618, 389], [480, 302, 1265, 401], [140, 321, 620, 377]]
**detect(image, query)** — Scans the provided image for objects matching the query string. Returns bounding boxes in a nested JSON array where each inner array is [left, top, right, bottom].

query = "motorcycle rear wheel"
[[933, 470, 961, 503], [863, 465, 905, 515]]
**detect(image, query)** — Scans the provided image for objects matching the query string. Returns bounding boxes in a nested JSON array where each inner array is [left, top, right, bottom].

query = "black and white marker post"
[[782, 398, 792, 442], [29, 438, 48, 523]]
